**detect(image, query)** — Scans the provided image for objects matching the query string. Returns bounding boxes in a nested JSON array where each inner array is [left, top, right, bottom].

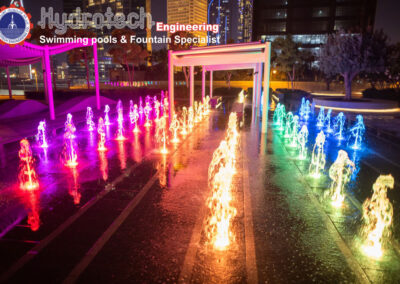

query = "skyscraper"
[[237, 0, 253, 43], [252, 0, 377, 54], [62, 0, 152, 81], [208, 0, 234, 44], [167, 0, 208, 45]]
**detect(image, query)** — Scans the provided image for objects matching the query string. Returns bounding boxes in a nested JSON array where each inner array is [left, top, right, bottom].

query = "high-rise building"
[[208, 0, 235, 44], [62, 0, 152, 81], [237, 0, 253, 43], [252, 0, 377, 54], [167, 0, 208, 45]]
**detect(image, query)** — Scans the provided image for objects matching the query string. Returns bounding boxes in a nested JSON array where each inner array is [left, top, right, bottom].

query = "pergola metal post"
[[5, 67, 11, 99], [261, 42, 272, 133], [256, 63, 263, 119], [93, 42, 101, 110], [168, 50, 174, 120], [189, 65, 194, 107], [202, 66, 206, 101], [209, 70, 213, 98], [44, 46, 55, 120], [257, 62, 263, 115], [254, 65, 260, 117]]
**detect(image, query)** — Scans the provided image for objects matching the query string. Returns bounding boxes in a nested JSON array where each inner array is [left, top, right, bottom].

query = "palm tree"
[[109, 29, 149, 86]]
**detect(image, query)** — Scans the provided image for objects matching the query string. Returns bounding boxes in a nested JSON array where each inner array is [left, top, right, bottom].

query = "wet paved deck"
[[1, 102, 400, 283]]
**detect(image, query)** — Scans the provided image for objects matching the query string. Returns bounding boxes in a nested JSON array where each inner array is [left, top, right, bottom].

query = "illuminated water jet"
[[97, 118, 107, 151], [289, 115, 300, 147], [299, 97, 306, 118], [309, 131, 326, 178], [304, 100, 311, 120], [180, 107, 188, 136], [131, 104, 140, 133], [86, 107, 95, 131], [36, 120, 48, 148], [18, 139, 39, 191], [144, 102, 152, 127], [62, 122, 78, 167], [154, 98, 161, 121], [169, 113, 180, 143], [316, 107, 325, 128], [328, 150, 355, 207], [273, 103, 286, 131], [349, 115, 365, 150], [64, 113, 76, 138], [116, 101, 126, 141], [334, 112, 346, 141], [297, 125, 308, 160], [156, 116, 168, 154], [361, 174, 394, 259], [284, 112, 294, 139], [325, 109, 333, 133], [104, 105, 111, 126], [205, 113, 238, 250], [188, 107, 194, 130]]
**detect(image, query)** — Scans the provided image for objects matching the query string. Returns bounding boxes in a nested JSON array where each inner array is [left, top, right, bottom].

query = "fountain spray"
[[328, 150, 355, 207], [325, 109, 333, 133], [97, 117, 107, 151], [169, 113, 180, 143], [334, 112, 346, 141], [36, 120, 48, 148], [104, 105, 111, 126], [297, 125, 308, 160], [316, 107, 325, 128], [309, 130, 326, 178], [116, 101, 126, 141], [131, 104, 140, 133], [86, 107, 95, 131], [205, 113, 238, 250], [349, 115, 365, 150], [144, 102, 152, 127], [180, 107, 188, 136], [284, 112, 294, 139], [64, 113, 76, 138], [289, 115, 300, 147], [62, 122, 78, 167], [18, 139, 39, 191], [361, 174, 394, 259], [156, 116, 168, 154], [188, 106, 194, 130]]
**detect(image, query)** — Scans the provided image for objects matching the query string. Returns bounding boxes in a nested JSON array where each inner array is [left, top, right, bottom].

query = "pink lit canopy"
[[0, 41, 101, 120]]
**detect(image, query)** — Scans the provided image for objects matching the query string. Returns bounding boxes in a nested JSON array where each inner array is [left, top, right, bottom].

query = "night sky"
[[0, 0, 399, 43]]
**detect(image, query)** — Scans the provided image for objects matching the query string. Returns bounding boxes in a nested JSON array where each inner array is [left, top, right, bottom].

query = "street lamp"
[[32, 69, 38, 91]]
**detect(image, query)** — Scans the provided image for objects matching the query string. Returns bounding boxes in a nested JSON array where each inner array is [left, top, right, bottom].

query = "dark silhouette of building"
[[252, 0, 377, 51]]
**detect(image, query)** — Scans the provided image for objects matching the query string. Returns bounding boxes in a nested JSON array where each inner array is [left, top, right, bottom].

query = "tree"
[[385, 43, 400, 90], [271, 36, 299, 89], [109, 29, 149, 86], [169, 31, 198, 88], [64, 29, 96, 90], [319, 30, 387, 100]]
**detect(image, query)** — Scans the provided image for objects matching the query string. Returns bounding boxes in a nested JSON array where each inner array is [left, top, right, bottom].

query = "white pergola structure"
[[0, 40, 100, 120], [168, 42, 272, 133]]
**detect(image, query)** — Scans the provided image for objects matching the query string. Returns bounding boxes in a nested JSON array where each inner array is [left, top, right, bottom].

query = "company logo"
[[0, 5, 32, 47]]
